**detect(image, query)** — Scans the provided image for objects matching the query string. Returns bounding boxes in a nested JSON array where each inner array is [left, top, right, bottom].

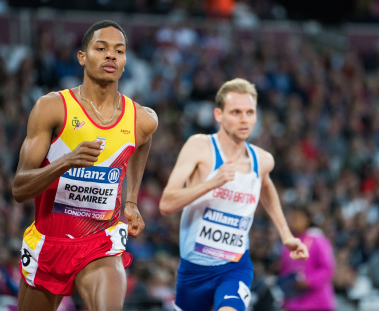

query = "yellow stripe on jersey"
[[106, 224, 118, 233], [23, 222, 43, 250], [22, 268, 30, 277], [58, 89, 136, 165], [107, 221, 125, 233]]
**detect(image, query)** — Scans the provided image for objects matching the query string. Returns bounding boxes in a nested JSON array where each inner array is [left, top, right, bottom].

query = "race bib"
[[194, 207, 251, 262], [53, 167, 121, 220]]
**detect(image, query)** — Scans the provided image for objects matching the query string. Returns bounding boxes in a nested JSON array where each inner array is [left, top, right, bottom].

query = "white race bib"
[[53, 167, 121, 220], [194, 207, 251, 262]]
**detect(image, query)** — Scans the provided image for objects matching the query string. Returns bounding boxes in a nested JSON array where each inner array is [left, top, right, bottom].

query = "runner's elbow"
[[12, 187, 26, 203], [12, 179, 31, 203], [159, 196, 173, 216], [159, 201, 171, 216]]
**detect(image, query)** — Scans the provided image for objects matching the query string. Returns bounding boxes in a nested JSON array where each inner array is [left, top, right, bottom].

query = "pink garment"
[[280, 228, 336, 311]]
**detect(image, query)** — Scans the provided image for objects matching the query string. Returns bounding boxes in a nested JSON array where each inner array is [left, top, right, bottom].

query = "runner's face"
[[215, 92, 257, 142], [81, 26, 126, 83]]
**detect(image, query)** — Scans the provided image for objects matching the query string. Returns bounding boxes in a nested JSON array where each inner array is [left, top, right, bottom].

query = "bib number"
[[21, 249, 32, 267], [194, 208, 251, 262], [53, 167, 121, 220], [119, 228, 127, 248]]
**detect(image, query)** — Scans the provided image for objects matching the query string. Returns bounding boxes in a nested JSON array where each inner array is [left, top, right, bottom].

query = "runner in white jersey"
[[159, 78, 309, 311]]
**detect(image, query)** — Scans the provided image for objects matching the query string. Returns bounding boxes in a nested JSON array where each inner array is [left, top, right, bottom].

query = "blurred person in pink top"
[[279, 207, 336, 311]]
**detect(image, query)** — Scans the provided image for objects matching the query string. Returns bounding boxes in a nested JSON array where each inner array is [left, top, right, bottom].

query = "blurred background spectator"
[[279, 207, 336, 311], [2, 1, 379, 310]]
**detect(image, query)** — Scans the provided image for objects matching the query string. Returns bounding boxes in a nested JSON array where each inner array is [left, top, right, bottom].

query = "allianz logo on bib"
[[108, 168, 120, 183], [203, 208, 250, 230], [63, 167, 121, 184]]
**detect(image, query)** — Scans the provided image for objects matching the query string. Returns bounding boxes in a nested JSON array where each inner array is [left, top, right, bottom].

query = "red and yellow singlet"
[[34, 89, 136, 238]]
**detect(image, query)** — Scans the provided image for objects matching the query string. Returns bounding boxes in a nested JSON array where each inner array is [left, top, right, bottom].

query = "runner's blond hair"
[[215, 78, 257, 110]]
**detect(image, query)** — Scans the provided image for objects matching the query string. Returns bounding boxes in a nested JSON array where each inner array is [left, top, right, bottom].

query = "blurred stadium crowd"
[[4, 0, 379, 24], [2, 6, 379, 311]]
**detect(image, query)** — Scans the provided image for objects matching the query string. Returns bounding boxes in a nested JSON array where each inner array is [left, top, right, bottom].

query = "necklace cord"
[[78, 85, 121, 123]]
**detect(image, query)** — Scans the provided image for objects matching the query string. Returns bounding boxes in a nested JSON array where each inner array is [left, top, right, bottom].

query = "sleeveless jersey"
[[34, 89, 136, 238], [179, 134, 262, 266]]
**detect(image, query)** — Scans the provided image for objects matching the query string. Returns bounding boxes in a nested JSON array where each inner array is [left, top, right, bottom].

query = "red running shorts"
[[19, 221, 133, 296]]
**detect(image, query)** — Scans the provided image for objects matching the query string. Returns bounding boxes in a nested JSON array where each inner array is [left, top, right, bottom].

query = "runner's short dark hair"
[[82, 20, 128, 51]]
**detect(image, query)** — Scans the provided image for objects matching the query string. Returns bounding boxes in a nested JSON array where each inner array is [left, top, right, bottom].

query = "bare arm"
[[260, 175, 293, 242], [124, 105, 157, 238], [12, 93, 102, 203], [258, 148, 309, 260], [159, 136, 235, 216]]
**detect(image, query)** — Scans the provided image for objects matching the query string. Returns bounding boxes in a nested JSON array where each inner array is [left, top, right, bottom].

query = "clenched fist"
[[63, 140, 102, 168], [283, 237, 309, 260], [124, 202, 145, 238], [210, 161, 236, 189]]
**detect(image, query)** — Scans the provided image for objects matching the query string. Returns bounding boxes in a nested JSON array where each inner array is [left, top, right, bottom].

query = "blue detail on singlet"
[[211, 135, 224, 170], [247, 143, 259, 177]]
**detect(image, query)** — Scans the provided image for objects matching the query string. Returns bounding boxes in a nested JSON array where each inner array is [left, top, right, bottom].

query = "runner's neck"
[[80, 78, 119, 110], [216, 129, 248, 162]]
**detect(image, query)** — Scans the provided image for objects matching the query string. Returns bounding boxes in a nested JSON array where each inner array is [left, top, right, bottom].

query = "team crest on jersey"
[[72, 117, 85, 130], [97, 136, 106, 152], [72, 117, 79, 127]]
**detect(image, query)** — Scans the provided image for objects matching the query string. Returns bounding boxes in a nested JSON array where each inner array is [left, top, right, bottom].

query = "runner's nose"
[[105, 52, 116, 61]]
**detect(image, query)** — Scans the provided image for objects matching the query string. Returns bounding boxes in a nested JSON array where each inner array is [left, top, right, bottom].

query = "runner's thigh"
[[214, 268, 253, 311], [18, 279, 63, 311], [75, 256, 126, 311], [175, 271, 214, 311]]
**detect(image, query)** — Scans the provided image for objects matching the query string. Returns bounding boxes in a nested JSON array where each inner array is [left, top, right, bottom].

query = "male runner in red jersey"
[[12, 20, 158, 311]]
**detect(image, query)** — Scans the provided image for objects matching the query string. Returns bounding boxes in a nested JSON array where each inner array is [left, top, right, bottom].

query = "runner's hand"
[[283, 237, 309, 260], [64, 141, 102, 168], [124, 202, 145, 238], [210, 161, 236, 188]]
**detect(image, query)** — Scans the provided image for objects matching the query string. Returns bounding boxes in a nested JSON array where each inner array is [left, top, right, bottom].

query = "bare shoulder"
[[186, 134, 211, 150], [182, 134, 212, 159], [33, 92, 64, 115], [36, 91, 62, 105], [251, 144, 275, 175], [30, 92, 64, 126], [134, 102, 158, 138]]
